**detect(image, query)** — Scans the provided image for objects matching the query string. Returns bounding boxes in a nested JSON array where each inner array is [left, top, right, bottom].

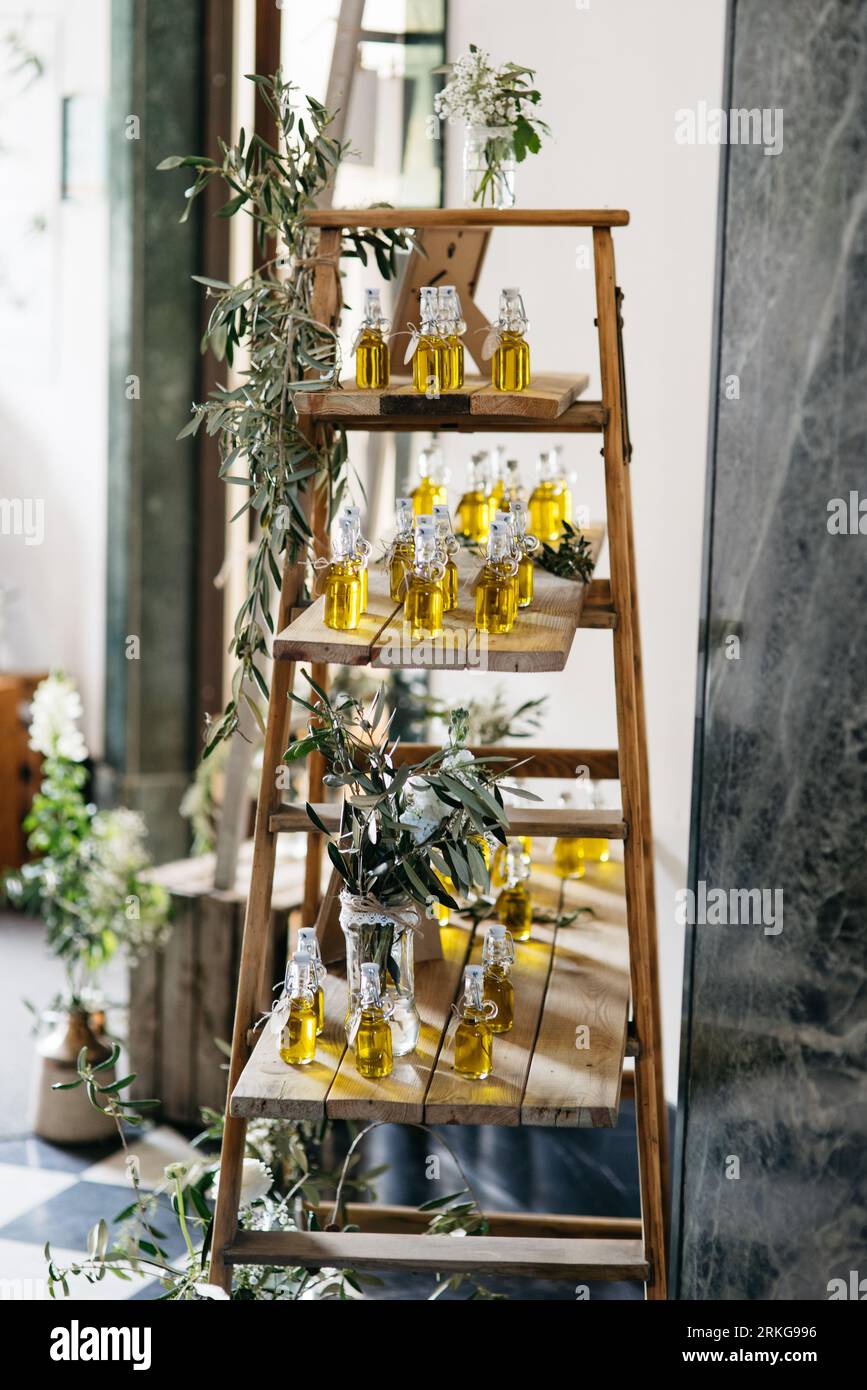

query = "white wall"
[[432, 0, 726, 1097], [0, 1, 109, 755]]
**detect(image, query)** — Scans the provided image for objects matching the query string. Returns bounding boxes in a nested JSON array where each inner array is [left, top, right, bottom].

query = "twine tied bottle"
[[355, 287, 390, 389]]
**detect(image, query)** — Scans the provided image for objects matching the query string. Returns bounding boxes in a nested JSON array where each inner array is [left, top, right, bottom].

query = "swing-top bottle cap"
[[297, 927, 318, 949], [466, 964, 484, 982], [360, 962, 379, 981], [487, 923, 507, 940]]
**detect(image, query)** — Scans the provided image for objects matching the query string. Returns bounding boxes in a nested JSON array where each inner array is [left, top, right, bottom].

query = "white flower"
[[212, 1157, 273, 1208], [194, 1283, 231, 1300], [28, 673, 88, 761], [300, 1267, 364, 1300]]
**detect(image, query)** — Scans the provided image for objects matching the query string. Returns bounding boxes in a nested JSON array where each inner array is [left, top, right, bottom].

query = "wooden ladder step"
[[272, 526, 607, 672], [231, 877, 630, 1129], [295, 373, 589, 424], [269, 804, 626, 840], [223, 1229, 649, 1280]]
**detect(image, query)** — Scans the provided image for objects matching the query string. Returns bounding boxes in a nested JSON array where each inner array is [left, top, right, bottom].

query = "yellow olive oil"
[[454, 965, 496, 1080], [353, 962, 393, 1080]]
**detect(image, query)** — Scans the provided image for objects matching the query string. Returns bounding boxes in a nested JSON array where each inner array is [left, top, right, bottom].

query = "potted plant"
[[434, 44, 550, 208], [284, 679, 537, 1055], [1, 674, 171, 1142]]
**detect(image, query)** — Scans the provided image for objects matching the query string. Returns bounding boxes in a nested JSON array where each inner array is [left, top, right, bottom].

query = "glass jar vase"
[[340, 895, 421, 1057], [463, 126, 517, 209]]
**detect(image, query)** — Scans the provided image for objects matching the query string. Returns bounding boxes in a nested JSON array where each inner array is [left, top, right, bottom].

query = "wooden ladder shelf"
[[209, 208, 670, 1299]]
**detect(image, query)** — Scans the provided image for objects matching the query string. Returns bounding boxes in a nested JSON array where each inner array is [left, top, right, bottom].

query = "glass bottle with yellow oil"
[[496, 843, 532, 942], [453, 964, 497, 1080], [491, 288, 530, 391], [510, 499, 539, 609], [354, 287, 390, 389], [485, 444, 507, 509], [350, 962, 394, 1080], [338, 504, 370, 613], [410, 443, 448, 516], [482, 923, 515, 1035], [404, 523, 445, 638], [388, 497, 416, 602], [457, 453, 491, 543], [491, 834, 533, 887], [529, 450, 564, 543], [278, 952, 319, 1066], [438, 285, 466, 389], [323, 518, 362, 631], [494, 508, 522, 614], [553, 780, 611, 879], [296, 927, 326, 1037], [546, 446, 572, 525], [474, 520, 518, 634], [411, 287, 448, 395], [503, 457, 527, 509], [432, 504, 459, 612]]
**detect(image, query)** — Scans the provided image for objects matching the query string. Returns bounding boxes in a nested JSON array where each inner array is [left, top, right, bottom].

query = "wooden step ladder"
[[209, 208, 670, 1299]]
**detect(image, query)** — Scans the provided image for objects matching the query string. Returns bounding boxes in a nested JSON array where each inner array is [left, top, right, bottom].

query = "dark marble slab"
[[676, 0, 867, 1299]]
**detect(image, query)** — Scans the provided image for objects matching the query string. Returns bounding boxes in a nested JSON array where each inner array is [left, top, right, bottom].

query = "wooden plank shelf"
[[297, 396, 606, 434], [230, 887, 630, 1130], [296, 373, 589, 423], [269, 804, 625, 840], [223, 1229, 648, 1280], [273, 524, 607, 672], [304, 208, 631, 229]]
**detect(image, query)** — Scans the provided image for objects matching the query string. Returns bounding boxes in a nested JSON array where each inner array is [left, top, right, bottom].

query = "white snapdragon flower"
[[212, 1157, 273, 1208], [28, 673, 88, 762]]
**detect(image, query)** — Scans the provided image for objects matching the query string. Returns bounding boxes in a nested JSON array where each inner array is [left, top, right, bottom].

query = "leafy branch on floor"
[[536, 520, 596, 583], [162, 71, 413, 754]]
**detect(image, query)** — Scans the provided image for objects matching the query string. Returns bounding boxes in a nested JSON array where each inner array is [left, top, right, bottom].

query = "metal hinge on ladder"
[[594, 286, 633, 464]]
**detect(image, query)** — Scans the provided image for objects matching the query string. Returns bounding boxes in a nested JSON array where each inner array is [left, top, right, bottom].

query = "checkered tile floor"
[[0, 1127, 202, 1301]]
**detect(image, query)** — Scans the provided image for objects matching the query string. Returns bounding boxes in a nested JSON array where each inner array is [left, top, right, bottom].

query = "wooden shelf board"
[[230, 884, 630, 1130], [296, 397, 606, 434], [270, 804, 626, 840], [273, 525, 606, 672], [295, 374, 589, 423], [303, 208, 630, 229], [224, 1229, 648, 1280]]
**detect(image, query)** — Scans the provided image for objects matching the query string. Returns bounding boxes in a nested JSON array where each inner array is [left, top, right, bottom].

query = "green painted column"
[[103, 0, 205, 859]]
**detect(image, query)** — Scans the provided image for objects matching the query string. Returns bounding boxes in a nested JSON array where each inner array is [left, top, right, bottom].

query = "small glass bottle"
[[474, 520, 518, 635], [554, 782, 610, 877], [529, 450, 563, 543], [412, 286, 448, 395], [491, 288, 530, 392], [483, 923, 515, 1035], [389, 496, 416, 602], [411, 443, 448, 516], [457, 453, 491, 543], [339, 504, 370, 613], [488, 445, 507, 507], [296, 927, 326, 1037], [404, 523, 445, 638], [278, 952, 319, 1066], [355, 287, 390, 389], [510, 499, 539, 609], [546, 446, 573, 526], [494, 509, 521, 614], [432, 504, 459, 612], [496, 844, 532, 943], [438, 285, 466, 389], [491, 835, 533, 887], [353, 962, 394, 1080], [503, 458, 527, 509], [454, 964, 497, 1080], [323, 517, 362, 631]]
